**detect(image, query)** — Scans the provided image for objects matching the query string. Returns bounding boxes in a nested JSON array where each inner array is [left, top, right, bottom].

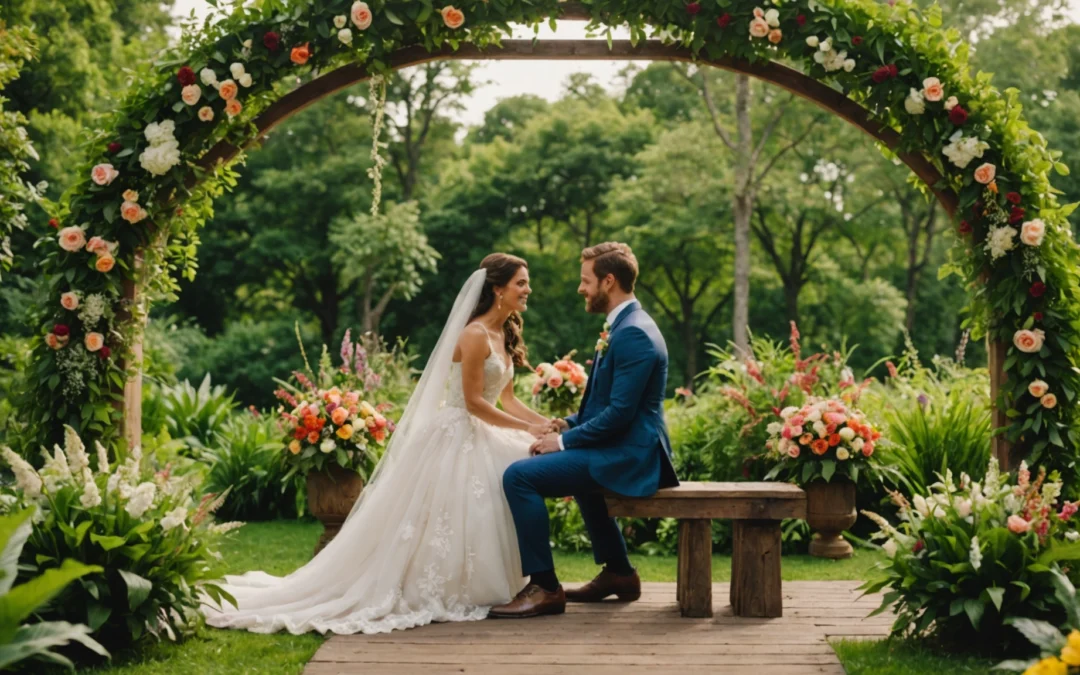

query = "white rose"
[[181, 84, 201, 105], [139, 141, 181, 176], [200, 68, 218, 86], [839, 427, 856, 442], [238, 73, 253, 88], [843, 59, 856, 72], [819, 38, 832, 52], [764, 8, 780, 27], [806, 408, 822, 423], [766, 422, 783, 435], [852, 437, 865, 452], [1020, 219, 1046, 247], [242, 39, 252, 49], [836, 447, 851, 461], [143, 119, 175, 145], [320, 438, 336, 453], [780, 406, 798, 420], [905, 88, 926, 115], [230, 62, 246, 79], [944, 96, 959, 111], [806, 36, 820, 47], [334, 15, 347, 28], [813, 421, 827, 437], [338, 28, 353, 45], [1068, 531, 1080, 542]]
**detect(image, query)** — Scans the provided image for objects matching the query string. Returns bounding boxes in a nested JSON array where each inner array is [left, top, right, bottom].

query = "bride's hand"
[[548, 418, 569, 433], [527, 422, 551, 438]]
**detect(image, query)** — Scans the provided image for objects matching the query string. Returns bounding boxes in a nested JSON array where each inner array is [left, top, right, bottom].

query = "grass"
[[66, 520, 984, 674]]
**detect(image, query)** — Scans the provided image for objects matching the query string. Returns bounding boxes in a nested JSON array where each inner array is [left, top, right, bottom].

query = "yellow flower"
[[336, 424, 354, 440], [1062, 631, 1080, 666], [1024, 656, 1068, 675], [359, 401, 376, 418], [288, 440, 301, 455]]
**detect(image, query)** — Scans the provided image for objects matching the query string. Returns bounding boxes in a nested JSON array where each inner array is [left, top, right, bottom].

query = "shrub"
[[159, 374, 238, 453], [998, 569, 1080, 672], [0, 427, 237, 652]]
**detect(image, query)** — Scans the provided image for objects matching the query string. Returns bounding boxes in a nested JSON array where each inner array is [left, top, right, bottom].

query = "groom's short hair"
[[582, 242, 638, 293]]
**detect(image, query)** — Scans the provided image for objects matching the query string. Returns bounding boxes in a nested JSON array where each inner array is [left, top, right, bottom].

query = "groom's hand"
[[529, 433, 561, 456], [548, 418, 569, 433]]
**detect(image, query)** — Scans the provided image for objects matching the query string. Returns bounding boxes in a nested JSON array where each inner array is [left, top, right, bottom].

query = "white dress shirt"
[[558, 299, 636, 450]]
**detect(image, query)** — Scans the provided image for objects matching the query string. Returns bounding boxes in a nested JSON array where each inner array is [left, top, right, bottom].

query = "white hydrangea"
[[160, 506, 188, 532], [125, 482, 157, 518], [77, 293, 109, 327], [766, 422, 783, 435], [985, 225, 1018, 260], [942, 130, 989, 169], [139, 141, 181, 177], [143, 120, 176, 146], [814, 47, 849, 73], [1, 447, 42, 498]]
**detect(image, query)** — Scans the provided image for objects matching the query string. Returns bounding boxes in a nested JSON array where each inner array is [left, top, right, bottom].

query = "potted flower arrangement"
[[275, 327, 397, 554], [531, 351, 589, 417], [763, 396, 883, 558]]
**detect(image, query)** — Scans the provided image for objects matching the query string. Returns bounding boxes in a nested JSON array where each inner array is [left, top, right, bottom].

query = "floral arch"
[[22, 0, 1080, 480]]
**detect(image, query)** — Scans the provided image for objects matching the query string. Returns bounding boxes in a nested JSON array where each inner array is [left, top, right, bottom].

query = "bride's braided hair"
[[470, 253, 530, 368]]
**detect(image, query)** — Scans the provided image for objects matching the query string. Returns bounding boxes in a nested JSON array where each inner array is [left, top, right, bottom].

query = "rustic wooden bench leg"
[[731, 519, 783, 618], [676, 519, 712, 618]]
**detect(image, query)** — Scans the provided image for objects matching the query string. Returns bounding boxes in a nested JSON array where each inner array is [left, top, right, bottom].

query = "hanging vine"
[[367, 74, 388, 217]]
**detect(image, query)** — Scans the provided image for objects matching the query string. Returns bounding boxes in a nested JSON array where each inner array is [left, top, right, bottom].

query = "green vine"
[[368, 74, 388, 217]]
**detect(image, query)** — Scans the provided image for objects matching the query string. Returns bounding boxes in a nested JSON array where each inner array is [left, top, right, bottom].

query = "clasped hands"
[[527, 418, 569, 456]]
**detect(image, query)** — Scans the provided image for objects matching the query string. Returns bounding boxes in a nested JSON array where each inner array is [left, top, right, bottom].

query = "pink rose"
[[1028, 380, 1050, 398], [91, 163, 119, 186], [973, 163, 996, 185], [789, 425, 804, 437], [121, 200, 147, 224], [217, 79, 239, 101], [441, 6, 465, 29], [198, 106, 215, 122], [749, 18, 770, 38], [824, 412, 846, 426], [862, 441, 875, 457], [60, 292, 80, 311], [1020, 219, 1045, 247], [351, 1, 373, 29], [84, 332, 105, 352], [787, 445, 800, 458], [922, 77, 944, 102], [58, 226, 86, 252], [1042, 393, 1058, 409], [1007, 514, 1031, 534], [768, 29, 783, 44], [547, 374, 564, 389], [86, 236, 107, 255], [1013, 329, 1046, 354], [225, 99, 243, 118], [181, 84, 202, 105], [344, 391, 360, 405], [781, 426, 794, 440], [789, 415, 805, 427]]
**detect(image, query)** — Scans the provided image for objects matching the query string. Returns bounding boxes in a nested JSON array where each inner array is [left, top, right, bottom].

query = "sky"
[[171, 0, 1080, 129]]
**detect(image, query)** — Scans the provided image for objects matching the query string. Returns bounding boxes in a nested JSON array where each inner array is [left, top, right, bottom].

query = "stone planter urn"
[[805, 478, 857, 559], [305, 464, 364, 556]]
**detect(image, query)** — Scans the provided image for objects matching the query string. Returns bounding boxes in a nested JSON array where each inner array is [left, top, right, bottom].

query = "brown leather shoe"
[[565, 567, 641, 603], [488, 584, 566, 618]]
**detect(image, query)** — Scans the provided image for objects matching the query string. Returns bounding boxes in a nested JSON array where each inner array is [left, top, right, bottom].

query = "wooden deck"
[[304, 581, 892, 674]]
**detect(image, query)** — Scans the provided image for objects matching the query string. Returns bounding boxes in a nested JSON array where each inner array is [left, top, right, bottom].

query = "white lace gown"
[[201, 351, 531, 635]]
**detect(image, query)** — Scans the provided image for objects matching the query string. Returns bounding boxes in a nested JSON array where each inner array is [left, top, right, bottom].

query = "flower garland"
[[367, 74, 388, 217], [20, 0, 1079, 486]]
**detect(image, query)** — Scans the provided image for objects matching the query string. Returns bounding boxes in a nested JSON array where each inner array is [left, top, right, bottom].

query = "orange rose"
[[811, 439, 829, 455], [291, 42, 311, 65], [304, 414, 320, 429], [828, 433, 841, 447], [225, 98, 243, 118], [293, 427, 307, 440], [373, 428, 387, 443], [307, 431, 321, 444], [768, 28, 783, 44], [95, 255, 116, 273], [60, 292, 80, 311], [331, 407, 349, 426], [121, 200, 147, 224], [336, 424, 354, 440], [798, 433, 813, 446], [58, 226, 86, 252], [217, 79, 239, 100], [441, 6, 465, 29], [973, 163, 996, 185], [289, 439, 302, 454], [84, 332, 105, 352]]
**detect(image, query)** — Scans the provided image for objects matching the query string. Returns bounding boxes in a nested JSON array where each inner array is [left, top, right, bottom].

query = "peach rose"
[[181, 84, 201, 105], [1007, 514, 1031, 534], [1021, 219, 1046, 247], [225, 99, 243, 118], [60, 292, 80, 311], [217, 79, 239, 100], [58, 226, 86, 252], [547, 374, 564, 389], [289, 439, 302, 454], [95, 255, 115, 273], [973, 162, 996, 185], [753, 7, 765, 17], [798, 432, 813, 445], [290, 42, 311, 65], [45, 333, 68, 350], [749, 17, 770, 38], [343, 392, 360, 405], [1029, 379, 1050, 398], [1042, 393, 1058, 409], [922, 77, 944, 102], [331, 407, 349, 426], [85, 236, 107, 255], [1013, 328, 1046, 354], [441, 6, 465, 29], [768, 28, 783, 44], [787, 445, 800, 458], [862, 441, 875, 457], [84, 332, 105, 352], [351, 1, 373, 29], [91, 163, 119, 186], [336, 424, 354, 440], [198, 106, 214, 122], [307, 431, 321, 444], [122, 189, 139, 202], [569, 371, 586, 387], [120, 200, 147, 224]]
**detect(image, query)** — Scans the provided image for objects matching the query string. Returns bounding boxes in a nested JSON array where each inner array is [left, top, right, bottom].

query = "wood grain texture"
[[677, 520, 713, 618], [605, 496, 806, 520], [731, 520, 784, 618]]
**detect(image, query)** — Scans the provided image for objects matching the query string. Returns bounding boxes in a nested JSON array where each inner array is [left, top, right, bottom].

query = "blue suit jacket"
[[562, 301, 679, 498]]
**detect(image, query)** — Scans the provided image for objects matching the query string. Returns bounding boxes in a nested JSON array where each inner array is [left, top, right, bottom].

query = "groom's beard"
[[587, 290, 611, 315]]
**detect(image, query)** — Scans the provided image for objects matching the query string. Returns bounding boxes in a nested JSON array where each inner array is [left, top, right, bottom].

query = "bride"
[[201, 254, 555, 635]]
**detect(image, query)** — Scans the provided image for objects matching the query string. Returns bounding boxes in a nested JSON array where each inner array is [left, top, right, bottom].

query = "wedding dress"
[[201, 270, 531, 635]]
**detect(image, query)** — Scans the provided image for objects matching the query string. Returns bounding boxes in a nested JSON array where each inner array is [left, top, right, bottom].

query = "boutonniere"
[[596, 321, 611, 356]]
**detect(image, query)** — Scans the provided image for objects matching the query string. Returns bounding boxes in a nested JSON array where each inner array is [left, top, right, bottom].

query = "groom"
[[491, 242, 679, 618]]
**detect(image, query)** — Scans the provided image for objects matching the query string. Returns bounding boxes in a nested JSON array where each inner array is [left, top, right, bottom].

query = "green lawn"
[[65, 519, 986, 674], [832, 638, 999, 674]]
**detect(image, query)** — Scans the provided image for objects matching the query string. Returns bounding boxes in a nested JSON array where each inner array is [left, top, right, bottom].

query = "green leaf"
[[821, 459, 836, 482], [0, 559, 101, 630], [1007, 617, 1067, 653], [117, 570, 152, 611], [89, 533, 127, 551], [985, 586, 1005, 612], [385, 9, 404, 25], [963, 597, 984, 629]]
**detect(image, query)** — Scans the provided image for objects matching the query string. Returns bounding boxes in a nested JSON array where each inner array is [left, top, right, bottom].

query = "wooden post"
[[676, 519, 713, 618], [117, 267, 144, 451], [731, 520, 783, 618], [988, 337, 1012, 470]]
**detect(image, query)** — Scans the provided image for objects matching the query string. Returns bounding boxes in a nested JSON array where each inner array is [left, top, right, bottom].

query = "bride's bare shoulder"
[[453, 323, 490, 363]]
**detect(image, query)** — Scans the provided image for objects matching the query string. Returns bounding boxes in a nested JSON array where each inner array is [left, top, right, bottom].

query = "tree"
[[0, 22, 39, 281], [466, 94, 550, 145], [330, 201, 440, 335]]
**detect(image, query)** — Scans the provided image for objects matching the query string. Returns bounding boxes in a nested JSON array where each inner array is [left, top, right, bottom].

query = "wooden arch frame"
[[122, 7, 1009, 464]]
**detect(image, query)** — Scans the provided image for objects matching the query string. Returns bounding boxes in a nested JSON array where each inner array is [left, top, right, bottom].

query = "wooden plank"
[[606, 497, 806, 519], [304, 664, 847, 675], [677, 520, 713, 617], [311, 643, 839, 656], [640, 481, 806, 500]]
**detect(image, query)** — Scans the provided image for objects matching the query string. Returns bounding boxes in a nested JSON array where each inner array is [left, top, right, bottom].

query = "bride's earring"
[[498, 294, 503, 310]]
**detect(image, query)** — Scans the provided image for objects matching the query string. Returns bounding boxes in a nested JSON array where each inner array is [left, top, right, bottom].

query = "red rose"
[[686, 2, 701, 15], [796, 14, 807, 26], [1010, 206, 1026, 224], [948, 105, 968, 125], [1006, 191, 1022, 205], [264, 31, 281, 51], [888, 64, 898, 77], [99, 346, 111, 360], [48, 218, 59, 229], [177, 65, 196, 86], [53, 324, 70, 337], [913, 540, 925, 553], [1034, 312, 1044, 321], [1030, 281, 1047, 298], [852, 35, 863, 45], [958, 220, 972, 234], [717, 13, 732, 27], [107, 141, 122, 154], [872, 65, 897, 83]]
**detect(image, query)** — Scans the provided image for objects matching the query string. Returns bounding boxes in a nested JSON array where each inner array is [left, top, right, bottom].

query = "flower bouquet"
[[532, 351, 589, 417], [763, 396, 883, 484]]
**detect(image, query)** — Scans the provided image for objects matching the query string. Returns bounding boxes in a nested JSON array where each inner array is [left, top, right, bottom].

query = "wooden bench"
[[605, 481, 807, 619]]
